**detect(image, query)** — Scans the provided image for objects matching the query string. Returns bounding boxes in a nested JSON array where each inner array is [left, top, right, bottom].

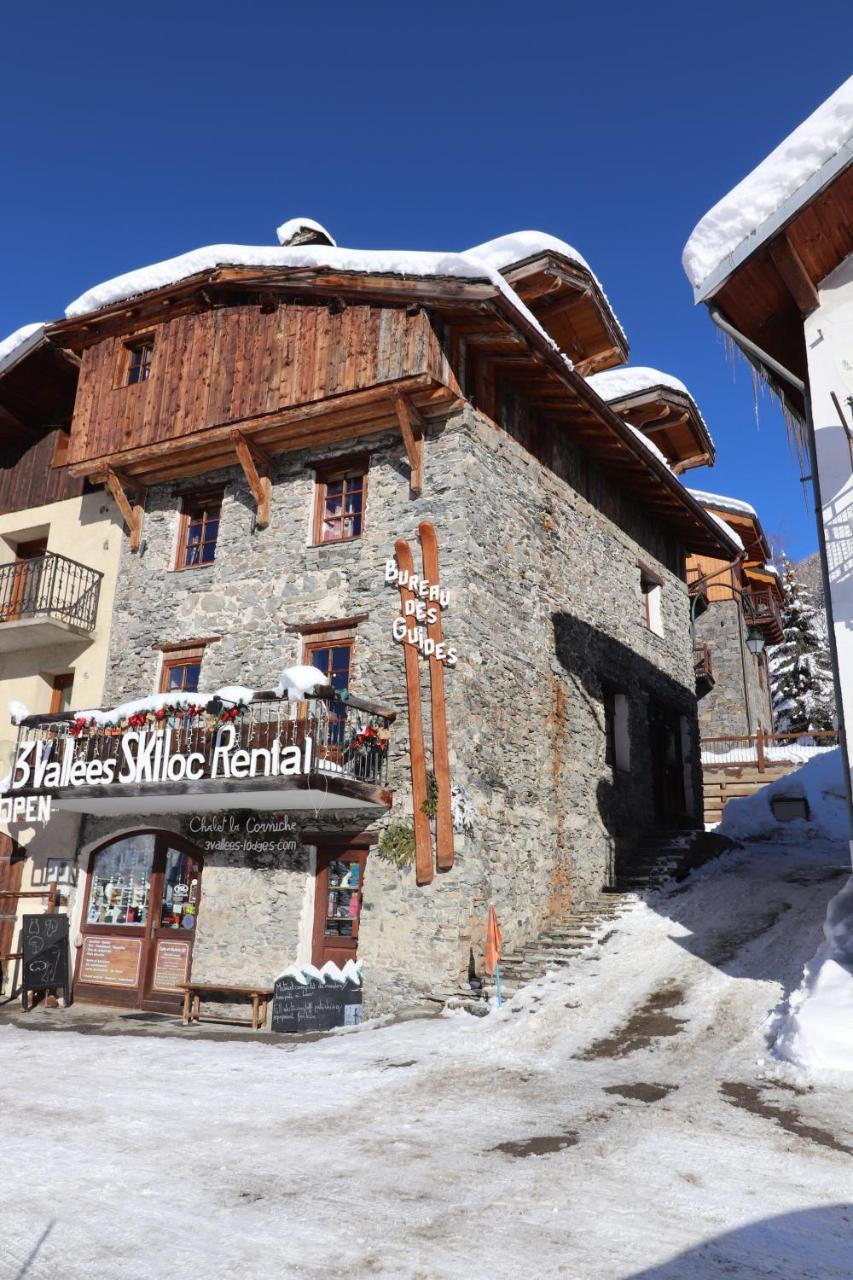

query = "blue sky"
[[3, 1, 851, 559]]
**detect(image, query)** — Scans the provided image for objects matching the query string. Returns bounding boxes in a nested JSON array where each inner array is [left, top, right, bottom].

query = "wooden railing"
[[0, 553, 103, 631], [9, 692, 395, 793], [701, 729, 838, 771], [745, 587, 783, 638]]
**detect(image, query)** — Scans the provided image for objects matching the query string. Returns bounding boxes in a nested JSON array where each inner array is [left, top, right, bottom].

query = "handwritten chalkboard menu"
[[271, 978, 362, 1034], [22, 914, 70, 1008]]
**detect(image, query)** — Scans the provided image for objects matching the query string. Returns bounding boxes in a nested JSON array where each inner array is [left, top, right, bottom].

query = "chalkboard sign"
[[22, 914, 70, 1009], [271, 978, 362, 1034]]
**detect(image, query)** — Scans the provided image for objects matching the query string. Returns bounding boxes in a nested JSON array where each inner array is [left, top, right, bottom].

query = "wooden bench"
[[181, 983, 274, 1031]]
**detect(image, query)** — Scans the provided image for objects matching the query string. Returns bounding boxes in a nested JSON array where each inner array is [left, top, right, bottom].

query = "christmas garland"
[[68, 699, 251, 738]]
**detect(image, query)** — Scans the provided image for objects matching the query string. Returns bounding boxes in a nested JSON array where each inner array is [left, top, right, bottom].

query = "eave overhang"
[[601, 385, 715, 473]]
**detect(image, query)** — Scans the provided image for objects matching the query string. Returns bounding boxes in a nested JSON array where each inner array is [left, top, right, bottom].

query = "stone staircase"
[[438, 829, 734, 1007]]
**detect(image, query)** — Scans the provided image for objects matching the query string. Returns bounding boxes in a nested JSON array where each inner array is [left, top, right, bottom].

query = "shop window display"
[[86, 834, 155, 927], [324, 858, 362, 939]]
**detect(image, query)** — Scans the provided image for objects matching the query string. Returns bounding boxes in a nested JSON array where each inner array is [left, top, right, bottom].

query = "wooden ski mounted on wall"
[[394, 538, 434, 885], [418, 522, 454, 870]]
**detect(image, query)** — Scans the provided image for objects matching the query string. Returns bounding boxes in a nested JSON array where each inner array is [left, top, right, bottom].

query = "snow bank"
[[772, 874, 853, 1075], [683, 75, 853, 293], [0, 322, 45, 378], [719, 749, 848, 844], [275, 217, 336, 247]]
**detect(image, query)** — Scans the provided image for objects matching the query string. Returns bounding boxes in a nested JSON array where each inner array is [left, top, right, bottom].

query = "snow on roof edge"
[[586, 366, 715, 456], [466, 230, 628, 350], [683, 76, 853, 299], [276, 217, 337, 247], [688, 488, 758, 518], [0, 322, 47, 379]]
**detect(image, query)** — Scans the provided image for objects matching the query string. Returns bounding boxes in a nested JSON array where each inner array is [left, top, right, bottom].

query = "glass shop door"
[[141, 841, 203, 1011], [312, 845, 368, 970]]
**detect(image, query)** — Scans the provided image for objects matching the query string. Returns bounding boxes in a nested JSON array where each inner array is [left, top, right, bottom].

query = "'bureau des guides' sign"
[[384, 559, 458, 666]]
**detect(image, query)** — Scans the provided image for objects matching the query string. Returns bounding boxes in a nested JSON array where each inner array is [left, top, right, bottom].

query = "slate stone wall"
[[79, 405, 700, 1013], [695, 601, 773, 737]]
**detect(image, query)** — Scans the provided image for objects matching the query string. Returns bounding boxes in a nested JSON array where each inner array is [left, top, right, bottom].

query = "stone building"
[[685, 490, 782, 739], [3, 222, 741, 1017]]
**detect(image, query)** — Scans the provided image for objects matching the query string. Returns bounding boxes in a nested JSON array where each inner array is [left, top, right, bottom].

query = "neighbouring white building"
[[683, 74, 853, 850]]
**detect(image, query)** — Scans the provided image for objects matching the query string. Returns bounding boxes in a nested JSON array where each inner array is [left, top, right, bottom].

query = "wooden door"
[[312, 843, 369, 970], [0, 835, 25, 989], [75, 831, 203, 1010], [3, 538, 47, 622], [648, 704, 686, 827]]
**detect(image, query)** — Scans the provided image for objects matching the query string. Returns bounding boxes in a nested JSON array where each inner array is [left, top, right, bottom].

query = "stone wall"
[[696, 601, 773, 738], [80, 404, 700, 1013]]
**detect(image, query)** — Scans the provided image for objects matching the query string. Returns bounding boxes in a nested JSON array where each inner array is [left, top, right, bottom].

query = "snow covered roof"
[[683, 75, 853, 300], [275, 217, 336, 247], [0, 322, 46, 379], [467, 231, 627, 350], [586, 365, 689, 401], [687, 489, 758, 519], [465, 230, 593, 276]]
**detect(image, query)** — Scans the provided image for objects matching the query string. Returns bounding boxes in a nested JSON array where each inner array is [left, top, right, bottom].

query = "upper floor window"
[[313, 460, 367, 544], [305, 638, 353, 693], [49, 673, 74, 715], [160, 652, 202, 694], [640, 568, 664, 637], [176, 491, 222, 570], [125, 337, 154, 385]]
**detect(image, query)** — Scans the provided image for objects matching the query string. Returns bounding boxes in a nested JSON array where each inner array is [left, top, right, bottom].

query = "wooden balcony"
[[7, 692, 395, 815], [0, 552, 103, 651], [745, 587, 784, 645]]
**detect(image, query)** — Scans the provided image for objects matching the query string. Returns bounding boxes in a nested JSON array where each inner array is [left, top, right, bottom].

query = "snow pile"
[[275, 217, 336, 247], [275, 959, 362, 985], [772, 874, 853, 1074], [0, 322, 45, 378], [587, 365, 690, 402], [683, 74, 853, 293], [274, 665, 328, 701], [719, 749, 848, 844], [7, 700, 30, 726], [688, 488, 758, 518]]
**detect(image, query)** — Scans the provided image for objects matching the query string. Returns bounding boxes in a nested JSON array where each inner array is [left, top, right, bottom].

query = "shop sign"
[[0, 794, 52, 824], [79, 936, 142, 987], [152, 940, 191, 992], [187, 812, 300, 855], [9, 727, 314, 793], [383, 559, 458, 666]]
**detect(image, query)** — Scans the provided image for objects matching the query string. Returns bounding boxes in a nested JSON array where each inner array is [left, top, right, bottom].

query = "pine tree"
[[769, 554, 836, 734]]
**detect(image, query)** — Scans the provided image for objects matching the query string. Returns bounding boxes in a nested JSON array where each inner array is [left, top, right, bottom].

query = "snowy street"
[[1, 835, 851, 1280]]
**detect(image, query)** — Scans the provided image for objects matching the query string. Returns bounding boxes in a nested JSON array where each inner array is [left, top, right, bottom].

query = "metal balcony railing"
[[9, 691, 394, 794], [0, 553, 103, 632]]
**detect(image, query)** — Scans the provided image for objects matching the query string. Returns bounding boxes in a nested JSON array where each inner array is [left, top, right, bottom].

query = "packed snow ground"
[[2, 834, 852, 1279]]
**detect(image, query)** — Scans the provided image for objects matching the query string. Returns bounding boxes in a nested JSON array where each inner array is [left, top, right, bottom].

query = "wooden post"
[[47, 881, 58, 913], [756, 729, 766, 773], [232, 430, 272, 528], [418, 522, 454, 870], [395, 538, 433, 885]]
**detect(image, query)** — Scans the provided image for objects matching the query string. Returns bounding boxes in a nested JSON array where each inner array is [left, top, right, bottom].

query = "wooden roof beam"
[[395, 394, 425, 494], [231, 429, 272, 528], [769, 233, 820, 316], [100, 466, 145, 552]]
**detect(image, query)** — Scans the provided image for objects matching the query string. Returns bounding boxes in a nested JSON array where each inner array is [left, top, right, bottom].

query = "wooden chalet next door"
[[75, 831, 203, 1010]]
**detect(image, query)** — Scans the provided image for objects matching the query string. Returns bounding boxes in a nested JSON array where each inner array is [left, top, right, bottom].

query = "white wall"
[[803, 253, 853, 846]]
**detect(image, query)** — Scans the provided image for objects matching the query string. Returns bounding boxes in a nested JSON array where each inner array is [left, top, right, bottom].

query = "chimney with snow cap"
[[276, 217, 337, 248]]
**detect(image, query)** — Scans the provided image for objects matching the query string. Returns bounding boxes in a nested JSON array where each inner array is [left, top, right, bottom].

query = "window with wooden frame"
[[49, 673, 74, 715], [159, 647, 204, 695], [639, 567, 664, 637], [304, 637, 354, 694], [175, 490, 222, 570], [124, 336, 154, 386], [313, 459, 367, 545]]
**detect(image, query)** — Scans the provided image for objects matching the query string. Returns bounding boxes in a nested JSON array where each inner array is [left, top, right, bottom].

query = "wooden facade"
[[0, 428, 85, 515]]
